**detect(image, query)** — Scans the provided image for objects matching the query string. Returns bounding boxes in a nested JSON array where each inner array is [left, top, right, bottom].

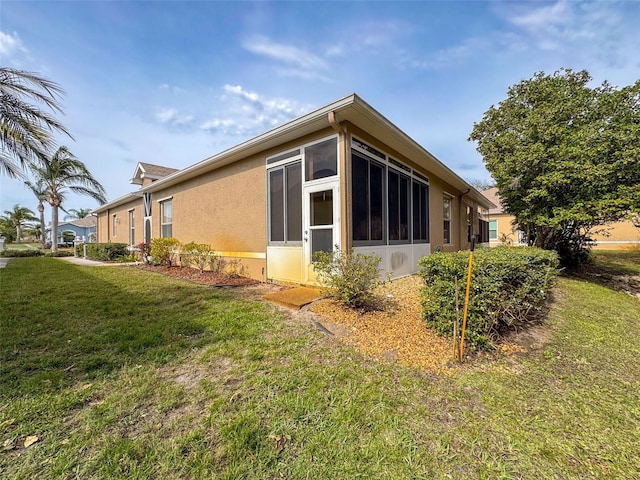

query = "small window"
[[112, 214, 117, 237], [129, 210, 135, 245], [443, 197, 452, 244], [489, 220, 498, 240], [305, 138, 337, 181], [160, 199, 172, 238]]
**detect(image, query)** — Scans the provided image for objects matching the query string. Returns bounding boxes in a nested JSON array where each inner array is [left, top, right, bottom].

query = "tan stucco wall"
[[488, 213, 522, 246], [487, 213, 640, 250], [97, 198, 142, 245]]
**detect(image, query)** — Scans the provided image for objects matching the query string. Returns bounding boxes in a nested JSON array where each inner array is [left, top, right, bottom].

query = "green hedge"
[[83, 243, 130, 261], [418, 247, 560, 350], [0, 249, 43, 257]]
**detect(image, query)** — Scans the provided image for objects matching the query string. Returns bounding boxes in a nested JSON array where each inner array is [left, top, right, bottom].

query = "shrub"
[[418, 246, 560, 350], [135, 242, 151, 264], [150, 238, 181, 266], [210, 254, 227, 274], [312, 247, 383, 308], [0, 249, 43, 257], [45, 251, 74, 257], [84, 243, 129, 261], [225, 258, 245, 277], [182, 242, 212, 273]]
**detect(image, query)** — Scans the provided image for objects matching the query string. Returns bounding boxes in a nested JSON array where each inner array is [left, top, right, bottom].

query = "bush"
[[0, 249, 43, 257], [418, 247, 560, 350], [182, 242, 213, 273], [150, 238, 181, 266], [84, 243, 130, 261], [135, 242, 151, 264], [45, 251, 74, 257], [312, 247, 383, 308]]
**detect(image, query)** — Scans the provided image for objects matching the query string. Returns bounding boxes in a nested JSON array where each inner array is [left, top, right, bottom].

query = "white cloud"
[[154, 107, 194, 128], [200, 85, 312, 137], [0, 30, 29, 61], [501, 0, 631, 61], [242, 35, 330, 81]]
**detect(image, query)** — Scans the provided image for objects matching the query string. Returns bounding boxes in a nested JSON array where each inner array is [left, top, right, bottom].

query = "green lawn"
[[1, 256, 639, 479]]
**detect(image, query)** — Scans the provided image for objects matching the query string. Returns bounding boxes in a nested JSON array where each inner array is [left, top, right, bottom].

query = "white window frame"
[[128, 208, 135, 246], [443, 195, 452, 245], [159, 198, 173, 238]]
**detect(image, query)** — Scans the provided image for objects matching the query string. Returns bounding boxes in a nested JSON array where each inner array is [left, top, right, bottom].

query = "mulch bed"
[[134, 264, 258, 287], [311, 276, 455, 373]]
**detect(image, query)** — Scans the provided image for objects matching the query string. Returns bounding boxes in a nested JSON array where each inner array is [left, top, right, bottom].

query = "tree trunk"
[[51, 205, 59, 253], [38, 202, 45, 249], [15, 222, 22, 244]]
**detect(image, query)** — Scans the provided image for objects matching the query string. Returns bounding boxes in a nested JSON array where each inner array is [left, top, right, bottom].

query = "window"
[[305, 138, 337, 181], [489, 220, 498, 240], [351, 142, 432, 247], [160, 199, 172, 238], [268, 162, 302, 243], [388, 169, 410, 243], [129, 210, 135, 245], [112, 214, 117, 237], [443, 197, 452, 244], [352, 152, 384, 244], [412, 180, 429, 242]]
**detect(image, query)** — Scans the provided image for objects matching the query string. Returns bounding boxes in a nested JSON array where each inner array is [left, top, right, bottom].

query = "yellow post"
[[459, 236, 476, 362]]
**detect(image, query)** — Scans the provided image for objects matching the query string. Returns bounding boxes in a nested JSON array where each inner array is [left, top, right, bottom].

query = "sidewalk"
[[56, 256, 113, 266]]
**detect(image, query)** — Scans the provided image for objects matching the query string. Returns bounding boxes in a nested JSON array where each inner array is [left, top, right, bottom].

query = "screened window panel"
[[388, 171, 399, 241], [311, 229, 333, 256], [370, 162, 383, 241], [305, 138, 337, 181], [352, 154, 369, 241], [412, 181, 430, 242], [399, 175, 409, 241], [286, 164, 302, 241], [269, 169, 284, 242]]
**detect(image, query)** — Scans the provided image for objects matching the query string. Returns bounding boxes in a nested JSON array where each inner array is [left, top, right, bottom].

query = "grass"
[[1, 254, 639, 479]]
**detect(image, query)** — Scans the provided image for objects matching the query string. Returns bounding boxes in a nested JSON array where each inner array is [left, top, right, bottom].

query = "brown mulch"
[[310, 276, 454, 373], [134, 264, 258, 287]]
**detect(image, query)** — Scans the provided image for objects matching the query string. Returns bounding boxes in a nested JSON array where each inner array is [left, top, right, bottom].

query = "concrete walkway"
[[0, 258, 10, 269], [56, 256, 114, 266]]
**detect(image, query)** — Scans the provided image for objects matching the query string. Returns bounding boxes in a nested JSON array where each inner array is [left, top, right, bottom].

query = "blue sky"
[[2, 0, 639, 217]]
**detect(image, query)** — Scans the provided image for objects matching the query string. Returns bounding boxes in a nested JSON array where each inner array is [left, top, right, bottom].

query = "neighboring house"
[[47, 216, 97, 245], [95, 94, 494, 284], [482, 187, 640, 250]]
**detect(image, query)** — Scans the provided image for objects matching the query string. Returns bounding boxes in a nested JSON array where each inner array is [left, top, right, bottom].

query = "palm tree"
[[30, 146, 106, 253], [0, 67, 72, 178], [2, 204, 37, 243], [64, 208, 92, 220], [24, 178, 48, 248]]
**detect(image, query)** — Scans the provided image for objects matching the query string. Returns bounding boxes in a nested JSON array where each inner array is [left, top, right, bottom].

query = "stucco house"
[[482, 187, 640, 249], [94, 94, 494, 284], [47, 216, 97, 246]]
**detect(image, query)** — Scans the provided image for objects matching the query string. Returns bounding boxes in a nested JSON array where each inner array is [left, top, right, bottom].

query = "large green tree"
[[2, 204, 38, 244], [469, 69, 640, 266], [30, 146, 106, 252], [0, 67, 72, 178]]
